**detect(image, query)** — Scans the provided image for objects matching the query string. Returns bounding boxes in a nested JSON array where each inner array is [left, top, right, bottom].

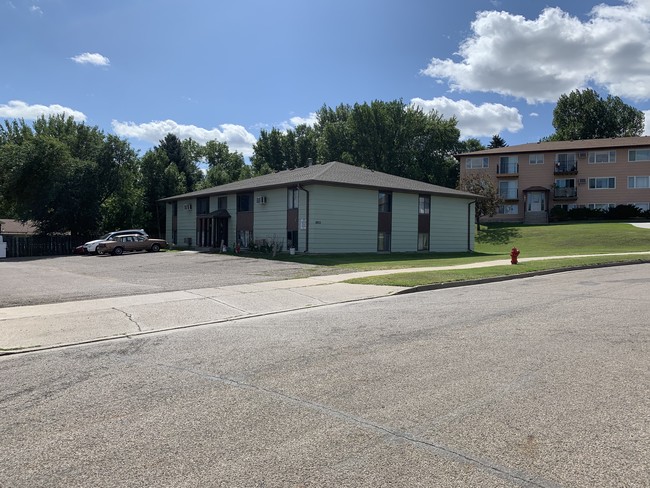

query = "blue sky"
[[2, 0, 650, 158]]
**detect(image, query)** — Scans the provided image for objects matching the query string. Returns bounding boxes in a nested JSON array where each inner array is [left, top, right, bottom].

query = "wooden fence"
[[1, 235, 88, 258]]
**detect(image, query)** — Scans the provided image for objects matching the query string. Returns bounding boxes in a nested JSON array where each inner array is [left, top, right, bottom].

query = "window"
[[465, 157, 488, 169], [497, 205, 519, 215], [588, 150, 616, 164], [197, 197, 210, 215], [377, 232, 391, 252], [589, 177, 616, 189], [417, 233, 429, 251], [554, 204, 578, 211], [499, 180, 518, 200], [287, 188, 299, 209], [555, 178, 575, 188], [529, 154, 544, 165], [237, 230, 252, 248], [378, 191, 392, 212], [588, 203, 616, 210], [554, 178, 576, 198], [499, 156, 518, 174], [555, 153, 577, 172], [218, 196, 228, 210], [628, 176, 650, 188], [237, 193, 252, 212], [629, 148, 650, 162], [633, 202, 650, 211], [418, 195, 430, 214]]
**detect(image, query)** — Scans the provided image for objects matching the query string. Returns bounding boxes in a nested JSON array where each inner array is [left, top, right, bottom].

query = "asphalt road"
[[0, 251, 344, 308], [1, 265, 648, 487]]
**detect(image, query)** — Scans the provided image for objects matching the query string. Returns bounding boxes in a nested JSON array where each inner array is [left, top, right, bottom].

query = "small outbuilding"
[[160, 161, 479, 253]]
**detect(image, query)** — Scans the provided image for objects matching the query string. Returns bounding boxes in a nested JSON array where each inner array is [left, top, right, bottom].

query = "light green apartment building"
[[160, 162, 478, 253]]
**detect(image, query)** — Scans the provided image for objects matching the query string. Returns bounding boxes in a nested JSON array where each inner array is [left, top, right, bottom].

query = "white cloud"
[[529, 112, 539, 117], [0, 100, 86, 121], [422, 0, 650, 102], [30, 5, 42, 14], [71, 52, 110, 67], [111, 119, 257, 157], [289, 112, 318, 127], [411, 96, 523, 138], [644, 110, 650, 135]]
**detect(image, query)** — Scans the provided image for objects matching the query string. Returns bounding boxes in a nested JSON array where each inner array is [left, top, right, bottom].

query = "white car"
[[83, 229, 147, 254]]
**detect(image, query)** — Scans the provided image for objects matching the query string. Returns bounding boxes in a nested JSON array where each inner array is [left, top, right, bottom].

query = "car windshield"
[[100, 234, 112, 240]]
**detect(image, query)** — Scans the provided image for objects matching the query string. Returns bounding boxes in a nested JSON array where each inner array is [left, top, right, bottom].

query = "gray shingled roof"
[[455, 136, 650, 157], [160, 161, 477, 201]]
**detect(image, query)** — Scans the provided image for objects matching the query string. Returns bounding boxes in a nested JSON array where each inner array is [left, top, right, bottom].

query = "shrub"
[[607, 204, 643, 220]]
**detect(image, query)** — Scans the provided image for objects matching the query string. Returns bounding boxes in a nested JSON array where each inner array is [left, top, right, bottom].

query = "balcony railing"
[[499, 189, 519, 200], [554, 161, 578, 174], [553, 187, 577, 199], [497, 162, 519, 175]]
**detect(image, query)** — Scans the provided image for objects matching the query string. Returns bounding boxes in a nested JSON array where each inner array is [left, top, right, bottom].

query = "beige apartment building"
[[457, 136, 650, 223]]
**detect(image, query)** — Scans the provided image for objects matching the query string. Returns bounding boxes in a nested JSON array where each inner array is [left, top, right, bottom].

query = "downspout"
[[467, 200, 476, 252], [297, 184, 309, 253]]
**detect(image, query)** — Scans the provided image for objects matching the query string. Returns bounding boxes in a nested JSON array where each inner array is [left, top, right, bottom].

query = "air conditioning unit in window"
[[578, 152, 587, 159], [256, 196, 267, 205], [578, 178, 587, 185], [183, 203, 192, 210]]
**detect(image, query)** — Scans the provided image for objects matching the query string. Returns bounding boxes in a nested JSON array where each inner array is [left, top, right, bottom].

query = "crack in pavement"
[[152, 360, 561, 488], [113, 308, 142, 332]]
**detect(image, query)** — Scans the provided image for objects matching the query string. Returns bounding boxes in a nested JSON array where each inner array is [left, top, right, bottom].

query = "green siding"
[[253, 188, 287, 249], [430, 196, 474, 252], [308, 185, 377, 253], [175, 198, 197, 246], [164, 186, 476, 253], [391, 193, 418, 252]]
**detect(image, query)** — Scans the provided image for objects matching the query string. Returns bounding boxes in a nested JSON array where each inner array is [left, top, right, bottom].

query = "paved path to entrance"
[[2, 251, 650, 354]]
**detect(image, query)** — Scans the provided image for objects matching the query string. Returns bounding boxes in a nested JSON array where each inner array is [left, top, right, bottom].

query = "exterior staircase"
[[524, 211, 548, 225]]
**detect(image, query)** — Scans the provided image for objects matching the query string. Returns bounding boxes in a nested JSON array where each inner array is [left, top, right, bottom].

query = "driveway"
[[0, 251, 343, 308]]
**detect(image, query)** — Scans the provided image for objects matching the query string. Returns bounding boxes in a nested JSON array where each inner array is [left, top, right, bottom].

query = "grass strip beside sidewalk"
[[343, 255, 650, 287]]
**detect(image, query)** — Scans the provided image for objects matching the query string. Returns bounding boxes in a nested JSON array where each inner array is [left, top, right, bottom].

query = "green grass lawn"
[[261, 222, 650, 270], [245, 222, 650, 286], [345, 254, 650, 287], [475, 221, 650, 256]]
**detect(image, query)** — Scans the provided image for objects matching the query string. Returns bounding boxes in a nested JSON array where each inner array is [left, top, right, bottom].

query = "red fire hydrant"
[[510, 247, 520, 265]]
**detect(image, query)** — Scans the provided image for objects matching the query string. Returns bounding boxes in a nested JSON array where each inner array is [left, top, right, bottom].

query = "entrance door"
[[216, 218, 228, 248], [528, 191, 545, 212]]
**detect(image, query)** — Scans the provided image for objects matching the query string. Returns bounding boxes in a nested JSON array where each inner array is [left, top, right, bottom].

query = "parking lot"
[[0, 251, 342, 308]]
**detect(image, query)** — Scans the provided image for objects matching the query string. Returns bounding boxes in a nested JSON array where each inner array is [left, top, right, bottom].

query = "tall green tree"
[[139, 147, 185, 236], [251, 100, 463, 187], [457, 173, 501, 226], [487, 134, 508, 148], [0, 115, 138, 236], [550, 89, 644, 140], [200, 140, 250, 188], [159, 133, 203, 191]]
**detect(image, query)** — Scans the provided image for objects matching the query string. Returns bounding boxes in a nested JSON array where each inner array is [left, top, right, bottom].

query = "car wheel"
[[112, 247, 124, 256], [151, 243, 161, 252]]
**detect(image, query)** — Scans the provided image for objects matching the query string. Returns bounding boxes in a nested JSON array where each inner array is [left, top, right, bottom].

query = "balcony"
[[497, 162, 519, 176], [499, 189, 519, 201], [553, 187, 577, 200], [554, 161, 578, 175]]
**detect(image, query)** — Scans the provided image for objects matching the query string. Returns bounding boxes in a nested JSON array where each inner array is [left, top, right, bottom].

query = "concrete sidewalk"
[[2, 251, 649, 354]]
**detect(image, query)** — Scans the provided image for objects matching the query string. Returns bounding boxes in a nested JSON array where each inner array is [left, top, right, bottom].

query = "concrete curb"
[[393, 259, 650, 295]]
